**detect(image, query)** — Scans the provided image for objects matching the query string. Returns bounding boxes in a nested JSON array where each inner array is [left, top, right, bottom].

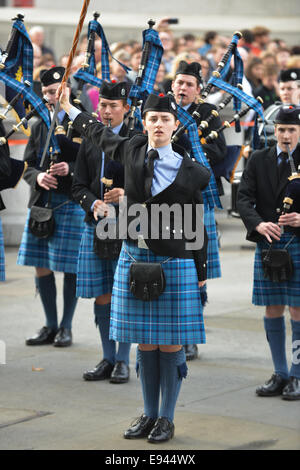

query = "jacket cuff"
[[73, 112, 101, 136]]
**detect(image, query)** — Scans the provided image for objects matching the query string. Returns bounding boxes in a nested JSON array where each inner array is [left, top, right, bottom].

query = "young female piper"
[[59, 84, 210, 443]]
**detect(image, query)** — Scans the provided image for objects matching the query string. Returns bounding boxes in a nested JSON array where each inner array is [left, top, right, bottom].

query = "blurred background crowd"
[[28, 18, 300, 115]]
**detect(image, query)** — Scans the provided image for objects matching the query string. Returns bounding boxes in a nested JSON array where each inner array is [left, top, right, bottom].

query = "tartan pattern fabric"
[[129, 28, 163, 102], [253, 233, 300, 307], [73, 69, 103, 89], [209, 76, 264, 120], [209, 33, 243, 118], [73, 18, 130, 87], [177, 105, 222, 209], [0, 72, 60, 154], [205, 207, 221, 279], [2, 19, 33, 83], [109, 241, 206, 345], [76, 222, 118, 298], [17, 193, 85, 273], [209, 75, 265, 149], [0, 217, 5, 282], [0, 19, 59, 153]]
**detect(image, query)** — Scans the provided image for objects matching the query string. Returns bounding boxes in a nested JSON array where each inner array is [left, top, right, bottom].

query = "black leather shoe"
[[110, 361, 130, 384], [83, 359, 114, 381], [147, 417, 175, 443], [26, 326, 57, 346], [53, 327, 72, 347], [124, 414, 156, 439], [184, 344, 198, 361], [282, 377, 300, 401], [256, 373, 289, 397]]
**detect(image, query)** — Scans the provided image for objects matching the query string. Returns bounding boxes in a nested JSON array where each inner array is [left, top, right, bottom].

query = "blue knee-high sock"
[[264, 316, 289, 380], [116, 342, 131, 365], [60, 273, 78, 329], [94, 303, 116, 365], [136, 348, 160, 420], [35, 273, 58, 330], [159, 348, 188, 422], [290, 319, 300, 379]]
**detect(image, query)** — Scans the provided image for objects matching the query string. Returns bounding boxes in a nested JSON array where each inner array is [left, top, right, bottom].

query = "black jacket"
[[23, 114, 81, 208], [72, 122, 135, 223], [72, 112, 211, 281], [237, 144, 300, 242], [0, 121, 27, 210]]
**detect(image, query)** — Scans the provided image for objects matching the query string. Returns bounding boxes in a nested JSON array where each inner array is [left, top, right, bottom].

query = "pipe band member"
[[18, 67, 85, 348], [59, 85, 210, 443], [237, 105, 300, 401]]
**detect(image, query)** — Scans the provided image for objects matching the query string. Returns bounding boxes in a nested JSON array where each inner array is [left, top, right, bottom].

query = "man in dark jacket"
[[72, 81, 135, 384], [17, 67, 85, 348], [237, 105, 300, 401], [171, 60, 225, 360]]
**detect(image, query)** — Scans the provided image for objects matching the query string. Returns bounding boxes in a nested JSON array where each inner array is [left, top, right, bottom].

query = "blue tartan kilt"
[[17, 192, 85, 274], [76, 222, 118, 298], [0, 217, 5, 282], [253, 233, 300, 307], [109, 241, 206, 345], [205, 206, 221, 279]]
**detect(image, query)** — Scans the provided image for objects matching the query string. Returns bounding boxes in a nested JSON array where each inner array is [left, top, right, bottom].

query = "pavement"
[[0, 211, 299, 451]]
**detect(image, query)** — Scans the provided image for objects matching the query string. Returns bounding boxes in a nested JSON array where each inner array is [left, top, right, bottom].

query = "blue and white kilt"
[[205, 206, 221, 279], [0, 217, 5, 282], [76, 222, 118, 298], [17, 192, 85, 274], [253, 233, 300, 307], [110, 241, 206, 345]]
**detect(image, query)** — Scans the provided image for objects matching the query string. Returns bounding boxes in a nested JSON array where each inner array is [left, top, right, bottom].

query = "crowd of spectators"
[[29, 20, 300, 119]]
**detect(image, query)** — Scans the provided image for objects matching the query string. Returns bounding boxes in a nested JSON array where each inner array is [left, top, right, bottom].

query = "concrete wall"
[[0, 5, 300, 61], [34, 0, 300, 17]]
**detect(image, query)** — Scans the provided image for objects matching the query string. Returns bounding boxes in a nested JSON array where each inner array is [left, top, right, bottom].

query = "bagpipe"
[[127, 19, 164, 136], [72, 11, 130, 109], [261, 144, 300, 284], [0, 97, 48, 147], [173, 32, 265, 210], [204, 96, 264, 144], [0, 13, 61, 160]]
